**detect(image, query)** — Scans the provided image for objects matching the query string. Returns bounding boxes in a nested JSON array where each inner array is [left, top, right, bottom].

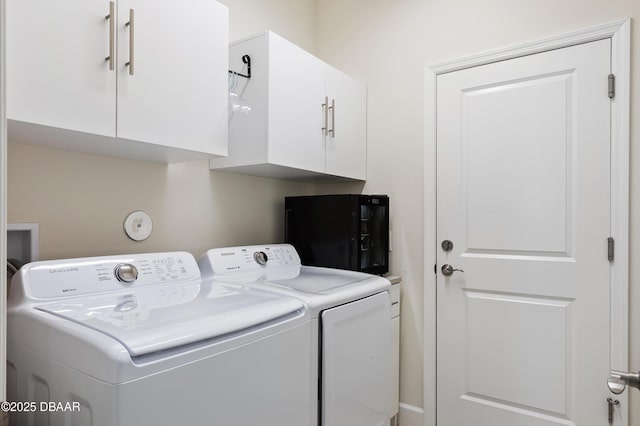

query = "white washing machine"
[[6, 252, 313, 426], [199, 244, 391, 426]]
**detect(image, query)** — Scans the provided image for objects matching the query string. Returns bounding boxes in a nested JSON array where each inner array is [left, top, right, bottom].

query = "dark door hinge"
[[608, 74, 615, 99], [608, 237, 615, 261]]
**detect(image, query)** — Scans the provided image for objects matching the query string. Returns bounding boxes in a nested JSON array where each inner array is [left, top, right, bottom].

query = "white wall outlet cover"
[[124, 211, 153, 241]]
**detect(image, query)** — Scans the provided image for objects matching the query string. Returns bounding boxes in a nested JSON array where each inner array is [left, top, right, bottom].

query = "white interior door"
[[436, 39, 614, 425]]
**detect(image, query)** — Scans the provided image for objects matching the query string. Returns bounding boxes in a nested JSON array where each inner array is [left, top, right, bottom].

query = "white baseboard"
[[398, 403, 424, 426]]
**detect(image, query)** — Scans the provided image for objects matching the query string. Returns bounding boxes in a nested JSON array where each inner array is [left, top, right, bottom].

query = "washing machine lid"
[[265, 266, 372, 294], [36, 282, 304, 357], [261, 266, 391, 315]]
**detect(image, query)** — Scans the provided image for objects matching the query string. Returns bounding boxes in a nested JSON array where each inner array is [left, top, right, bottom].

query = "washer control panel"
[[22, 252, 200, 300], [202, 244, 301, 275]]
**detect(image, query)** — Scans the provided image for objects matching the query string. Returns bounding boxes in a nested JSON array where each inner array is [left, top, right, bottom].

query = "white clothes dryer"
[[199, 244, 391, 426], [7, 252, 313, 426]]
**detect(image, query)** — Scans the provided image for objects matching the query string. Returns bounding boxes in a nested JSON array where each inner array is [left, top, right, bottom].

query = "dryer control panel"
[[14, 252, 201, 300], [201, 244, 301, 276]]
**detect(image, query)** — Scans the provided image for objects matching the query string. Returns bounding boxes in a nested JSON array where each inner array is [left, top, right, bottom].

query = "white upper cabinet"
[[325, 65, 367, 179], [7, 0, 117, 138], [6, 0, 228, 162], [116, 0, 228, 155], [267, 34, 326, 175], [210, 31, 367, 181]]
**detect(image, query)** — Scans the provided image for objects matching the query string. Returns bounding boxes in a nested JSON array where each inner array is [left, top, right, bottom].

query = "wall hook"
[[229, 54, 251, 79]]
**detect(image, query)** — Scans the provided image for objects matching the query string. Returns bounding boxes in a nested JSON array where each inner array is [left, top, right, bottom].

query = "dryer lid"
[[37, 282, 304, 357]]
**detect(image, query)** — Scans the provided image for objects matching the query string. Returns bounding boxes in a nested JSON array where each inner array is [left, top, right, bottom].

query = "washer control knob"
[[253, 251, 268, 266], [114, 263, 138, 283]]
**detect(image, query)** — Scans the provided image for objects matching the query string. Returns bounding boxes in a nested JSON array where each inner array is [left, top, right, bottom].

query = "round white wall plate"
[[124, 211, 153, 241]]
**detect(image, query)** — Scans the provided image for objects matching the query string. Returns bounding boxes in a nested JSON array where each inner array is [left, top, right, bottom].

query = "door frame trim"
[[423, 19, 631, 426], [0, 0, 7, 405]]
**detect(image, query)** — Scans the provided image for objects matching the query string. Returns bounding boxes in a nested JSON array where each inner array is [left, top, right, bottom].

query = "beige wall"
[[8, 144, 316, 259], [7, 0, 640, 422], [221, 0, 316, 52], [314, 0, 640, 418]]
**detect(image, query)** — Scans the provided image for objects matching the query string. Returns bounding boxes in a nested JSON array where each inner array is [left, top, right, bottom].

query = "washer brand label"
[[220, 252, 235, 257], [48, 267, 79, 274], [225, 266, 240, 270]]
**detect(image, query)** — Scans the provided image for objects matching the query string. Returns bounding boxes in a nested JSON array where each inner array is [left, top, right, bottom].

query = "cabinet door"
[[325, 66, 367, 180], [321, 292, 391, 426], [268, 33, 325, 173], [390, 315, 400, 419], [116, 0, 228, 155], [7, 0, 116, 137]]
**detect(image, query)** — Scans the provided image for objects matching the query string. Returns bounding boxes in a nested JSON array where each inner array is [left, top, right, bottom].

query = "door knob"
[[441, 264, 464, 276], [608, 370, 640, 394]]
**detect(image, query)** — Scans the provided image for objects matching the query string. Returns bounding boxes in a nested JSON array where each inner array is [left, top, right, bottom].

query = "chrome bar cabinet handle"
[[125, 9, 135, 75], [329, 98, 335, 137], [321, 96, 328, 136], [105, 1, 115, 70]]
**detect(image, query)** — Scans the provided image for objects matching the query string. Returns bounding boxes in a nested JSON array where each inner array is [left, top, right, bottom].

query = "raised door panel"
[[6, 0, 116, 137], [116, 0, 228, 155], [325, 65, 366, 180], [267, 32, 325, 173]]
